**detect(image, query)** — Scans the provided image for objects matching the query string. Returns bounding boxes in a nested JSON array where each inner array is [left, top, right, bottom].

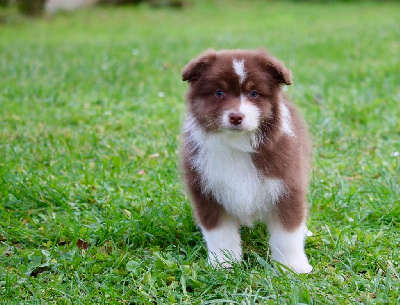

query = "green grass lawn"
[[1, 1, 399, 303]]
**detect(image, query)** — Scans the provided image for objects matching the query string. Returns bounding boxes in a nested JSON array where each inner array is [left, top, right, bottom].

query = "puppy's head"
[[182, 49, 292, 133]]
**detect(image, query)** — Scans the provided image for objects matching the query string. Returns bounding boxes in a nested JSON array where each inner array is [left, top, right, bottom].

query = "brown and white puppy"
[[181, 49, 312, 273]]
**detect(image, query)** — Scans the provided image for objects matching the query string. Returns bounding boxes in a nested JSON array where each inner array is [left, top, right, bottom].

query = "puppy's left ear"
[[182, 49, 217, 83], [258, 49, 292, 85]]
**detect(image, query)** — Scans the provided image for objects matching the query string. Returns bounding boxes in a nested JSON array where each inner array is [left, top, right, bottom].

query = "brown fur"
[[252, 100, 311, 230], [181, 49, 311, 232], [182, 155, 225, 229]]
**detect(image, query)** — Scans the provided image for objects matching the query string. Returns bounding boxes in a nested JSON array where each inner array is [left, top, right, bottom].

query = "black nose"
[[229, 113, 244, 125]]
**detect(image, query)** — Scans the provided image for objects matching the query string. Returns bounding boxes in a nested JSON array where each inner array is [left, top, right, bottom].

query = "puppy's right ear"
[[182, 50, 217, 83]]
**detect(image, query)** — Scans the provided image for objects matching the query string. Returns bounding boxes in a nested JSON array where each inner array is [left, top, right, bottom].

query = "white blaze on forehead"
[[232, 59, 247, 84]]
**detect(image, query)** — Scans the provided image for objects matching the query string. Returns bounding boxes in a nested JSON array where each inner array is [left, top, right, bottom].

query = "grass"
[[0, 0, 399, 303]]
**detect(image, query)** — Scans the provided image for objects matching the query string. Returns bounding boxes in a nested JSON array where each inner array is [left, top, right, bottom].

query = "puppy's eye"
[[249, 90, 259, 98], [215, 89, 225, 98]]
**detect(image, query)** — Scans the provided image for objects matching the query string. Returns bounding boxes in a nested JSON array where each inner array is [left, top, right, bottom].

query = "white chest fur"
[[185, 117, 286, 226]]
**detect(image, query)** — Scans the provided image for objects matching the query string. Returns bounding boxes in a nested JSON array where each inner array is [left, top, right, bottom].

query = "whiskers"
[[185, 113, 283, 151], [251, 114, 284, 148], [186, 114, 221, 133], [203, 118, 221, 132], [257, 116, 279, 134]]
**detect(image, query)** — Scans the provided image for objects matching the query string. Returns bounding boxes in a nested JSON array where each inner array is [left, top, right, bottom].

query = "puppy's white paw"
[[289, 258, 313, 274], [305, 228, 313, 237], [272, 254, 313, 274]]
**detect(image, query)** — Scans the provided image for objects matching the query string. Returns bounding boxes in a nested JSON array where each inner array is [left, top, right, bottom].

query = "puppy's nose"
[[229, 113, 244, 125]]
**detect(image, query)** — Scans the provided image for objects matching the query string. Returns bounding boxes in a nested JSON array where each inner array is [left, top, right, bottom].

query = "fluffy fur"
[[181, 49, 312, 273]]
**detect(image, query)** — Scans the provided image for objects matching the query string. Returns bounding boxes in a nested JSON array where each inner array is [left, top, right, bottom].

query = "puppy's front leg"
[[266, 204, 312, 274], [201, 214, 242, 268], [188, 178, 242, 268]]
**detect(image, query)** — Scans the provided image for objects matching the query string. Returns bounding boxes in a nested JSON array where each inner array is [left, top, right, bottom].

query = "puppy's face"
[[182, 49, 292, 133]]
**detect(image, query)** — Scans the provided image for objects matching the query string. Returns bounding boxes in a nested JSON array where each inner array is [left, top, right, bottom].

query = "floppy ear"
[[257, 49, 292, 85], [182, 50, 217, 83]]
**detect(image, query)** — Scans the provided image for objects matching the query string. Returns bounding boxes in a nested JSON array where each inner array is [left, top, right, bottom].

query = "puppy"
[[181, 49, 312, 273]]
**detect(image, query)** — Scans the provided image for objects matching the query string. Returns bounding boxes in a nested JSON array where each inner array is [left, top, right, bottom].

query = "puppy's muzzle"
[[229, 113, 244, 126]]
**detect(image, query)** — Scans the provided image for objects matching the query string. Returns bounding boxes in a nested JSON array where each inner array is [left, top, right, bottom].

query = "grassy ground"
[[1, 1, 399, 303]]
